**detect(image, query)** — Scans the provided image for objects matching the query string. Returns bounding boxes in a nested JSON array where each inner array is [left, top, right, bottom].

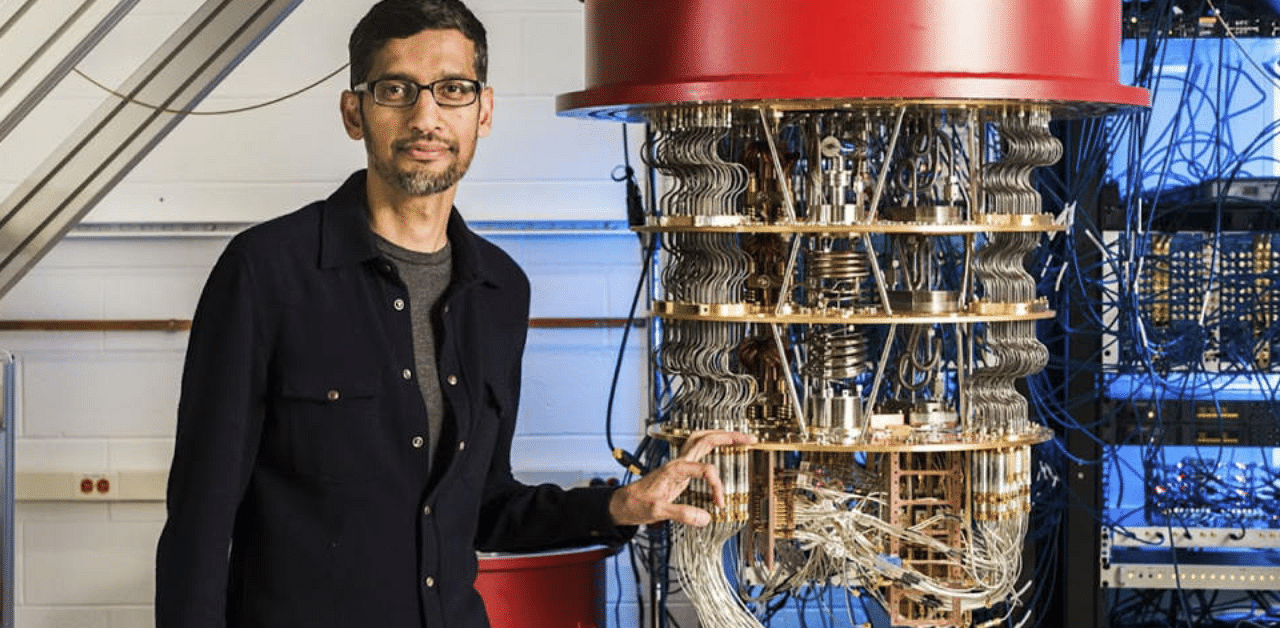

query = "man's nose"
[[407, 91, 445, 133]]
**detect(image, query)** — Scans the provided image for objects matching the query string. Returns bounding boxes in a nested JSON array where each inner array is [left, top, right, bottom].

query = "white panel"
[[17, 501, 111, 523], [16, 439, 109, 471], [469, 96, 622, 182], [100, 268, 210, 319], [15, 608, 110, 628], [109, 93, 363, 184], [106, 439, 174, 472], [494, 233, 640, 271], [522, 12, 586, 97], [0, 270, 106, 319], [453, 180, 624, 221], [0, 95, 99, 185], [21, 352, 183, 438], [66, 13, 195, 98], [526, 266, 643, 318], [24, 519, 162, 605], [189, 0, 363, 99], [91, 179, 627, 223], [518, 342, 644, 436], [102, 330, 190, 353], [602, 268, 647, 315], [108, 607, 154, 628], [88, 181, 339, 223], [41, 237, 228, 269], [0, 0, 140, 130], [0, 331, 105, 353], [528, 272, 613, 318], [484, 14, 525, 96], [109, 502, 165, 522], [470, 0, 589, 12], [508, 434, 621, 474]]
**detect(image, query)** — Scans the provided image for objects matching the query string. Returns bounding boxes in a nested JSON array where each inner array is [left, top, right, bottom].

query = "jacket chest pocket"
[[275, 371, 389, 482]]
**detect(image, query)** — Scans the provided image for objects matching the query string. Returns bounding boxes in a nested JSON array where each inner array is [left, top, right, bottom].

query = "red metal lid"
[[475, 544, 616, 572], [557, 0, 1149, 119]]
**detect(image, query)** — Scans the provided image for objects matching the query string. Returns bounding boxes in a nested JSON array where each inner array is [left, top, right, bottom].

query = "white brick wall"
[[1, 0, 655, 625]]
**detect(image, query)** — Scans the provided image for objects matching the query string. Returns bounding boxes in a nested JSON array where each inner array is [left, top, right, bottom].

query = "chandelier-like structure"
[[559, 3, 1147, 625]]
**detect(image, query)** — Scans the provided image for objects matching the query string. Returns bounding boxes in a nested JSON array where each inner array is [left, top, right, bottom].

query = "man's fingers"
[[663, 455, 726, 509], [678, 431, 757, 461], [661, 503, 712, 527], [699, 460, 727, 508]]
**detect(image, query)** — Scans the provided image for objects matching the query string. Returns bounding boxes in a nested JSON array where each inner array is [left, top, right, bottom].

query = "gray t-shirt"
[[374, 234, 452, 466]]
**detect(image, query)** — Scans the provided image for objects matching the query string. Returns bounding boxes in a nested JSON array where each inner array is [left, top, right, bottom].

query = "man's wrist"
[[608, 484, 634, 527]]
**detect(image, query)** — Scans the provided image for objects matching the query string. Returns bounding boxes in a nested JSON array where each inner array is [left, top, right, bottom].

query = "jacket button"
[[423, 505, 432, 516], [411, 436, 424, 449], [401, 368, 413, 380], [457, 440, 466, 451], [447, 374, 458, 386], [443, 304, 450, 314], [326, 389, 340, 401], [393, 298, 405, 311], [424, 576, 436, 588]]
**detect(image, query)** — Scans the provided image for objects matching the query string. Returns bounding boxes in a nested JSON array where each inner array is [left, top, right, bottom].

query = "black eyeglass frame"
[[351, 77, 485, 108]]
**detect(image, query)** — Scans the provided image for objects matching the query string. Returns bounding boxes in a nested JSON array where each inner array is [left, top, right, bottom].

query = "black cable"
[[605, 124, 656, 475]]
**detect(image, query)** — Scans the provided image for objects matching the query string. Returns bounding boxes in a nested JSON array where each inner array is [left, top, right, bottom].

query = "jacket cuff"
[[581, 485, 637, 545]]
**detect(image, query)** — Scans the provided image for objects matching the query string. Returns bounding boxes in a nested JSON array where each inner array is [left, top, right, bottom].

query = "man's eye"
[[378, 82, 411, 99], [438, 82, 474, 98]]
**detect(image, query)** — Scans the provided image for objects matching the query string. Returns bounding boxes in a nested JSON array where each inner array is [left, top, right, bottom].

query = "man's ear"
[[477, 85, 494, 139], [341, 91, 364, 140]]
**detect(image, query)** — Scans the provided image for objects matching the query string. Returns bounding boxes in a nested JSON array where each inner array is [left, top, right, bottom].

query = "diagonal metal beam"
[[0, 0, 304, 299], [0, 0, 143, 143]]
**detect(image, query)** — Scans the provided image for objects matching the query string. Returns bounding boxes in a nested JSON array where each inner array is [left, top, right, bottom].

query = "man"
[[154, 1, 752, 627]]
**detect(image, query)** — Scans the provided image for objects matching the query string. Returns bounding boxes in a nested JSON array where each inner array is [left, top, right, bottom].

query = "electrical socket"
[[73, 472, 120, 500]]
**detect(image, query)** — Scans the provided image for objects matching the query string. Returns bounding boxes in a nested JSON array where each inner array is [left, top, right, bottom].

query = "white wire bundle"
[[673, 520, 763, 628], [789, 485, 1028, 613]]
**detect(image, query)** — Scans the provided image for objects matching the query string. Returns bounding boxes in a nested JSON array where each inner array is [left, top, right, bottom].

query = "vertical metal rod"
[[757, 107, 796, 222], [969, 108, 982, 220], [860, 232, 894, 315], [955, 322, 967, 431], [863, 322, 898, 423], [770, 323, 807, 435], [774, 235, 802, 316], [865, 106, 908, 224], [0, 352, 13, 628], [961, 233, 975, 307]]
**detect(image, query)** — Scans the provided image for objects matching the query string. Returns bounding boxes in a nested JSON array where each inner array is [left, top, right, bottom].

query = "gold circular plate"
[[637, 214, 1064, 235], [653, 301, 1054, 324], [652, 424, 1054, 453]]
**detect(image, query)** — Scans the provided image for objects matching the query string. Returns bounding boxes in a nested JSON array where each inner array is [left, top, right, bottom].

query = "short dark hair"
[[348, 0, 488, 87]]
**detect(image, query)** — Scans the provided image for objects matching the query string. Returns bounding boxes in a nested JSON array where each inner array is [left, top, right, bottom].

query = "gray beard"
[[374, 158, 464, 196], [363, 128, 470, 196]]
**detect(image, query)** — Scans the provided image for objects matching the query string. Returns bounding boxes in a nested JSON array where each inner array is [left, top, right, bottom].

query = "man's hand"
[[607, 431, 757, 528]]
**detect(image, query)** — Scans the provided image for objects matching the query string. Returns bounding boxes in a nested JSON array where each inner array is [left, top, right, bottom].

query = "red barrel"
[[475, 546, 616, 628], [557, 0, 1149, 118]]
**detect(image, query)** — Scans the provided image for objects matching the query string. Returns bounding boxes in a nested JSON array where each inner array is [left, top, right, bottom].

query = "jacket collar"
[[318, 170, 499, 288]]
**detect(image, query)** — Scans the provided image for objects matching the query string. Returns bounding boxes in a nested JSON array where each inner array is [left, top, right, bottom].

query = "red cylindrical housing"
[[475, 546, 613, 628], [557, 0, 1149, 118]]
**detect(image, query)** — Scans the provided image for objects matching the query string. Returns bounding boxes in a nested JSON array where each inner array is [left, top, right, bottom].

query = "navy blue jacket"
[[155, 171, 627, 628]]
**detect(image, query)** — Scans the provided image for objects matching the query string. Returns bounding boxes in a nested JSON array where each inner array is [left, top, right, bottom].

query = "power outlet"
[[73, 472, 120, 500]]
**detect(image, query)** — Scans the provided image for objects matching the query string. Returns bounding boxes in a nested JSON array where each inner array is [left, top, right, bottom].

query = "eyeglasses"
[[351, 78, 483, 108]]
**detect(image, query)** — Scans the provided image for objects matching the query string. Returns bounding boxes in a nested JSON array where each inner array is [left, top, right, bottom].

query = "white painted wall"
[[0, 0, 655, 625]]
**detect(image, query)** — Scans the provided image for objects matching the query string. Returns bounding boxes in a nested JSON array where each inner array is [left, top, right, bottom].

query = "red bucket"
[[475, 545, 616, 628]]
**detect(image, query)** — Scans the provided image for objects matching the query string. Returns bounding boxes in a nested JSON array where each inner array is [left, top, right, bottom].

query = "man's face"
[[341, 28, 493, 197]]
